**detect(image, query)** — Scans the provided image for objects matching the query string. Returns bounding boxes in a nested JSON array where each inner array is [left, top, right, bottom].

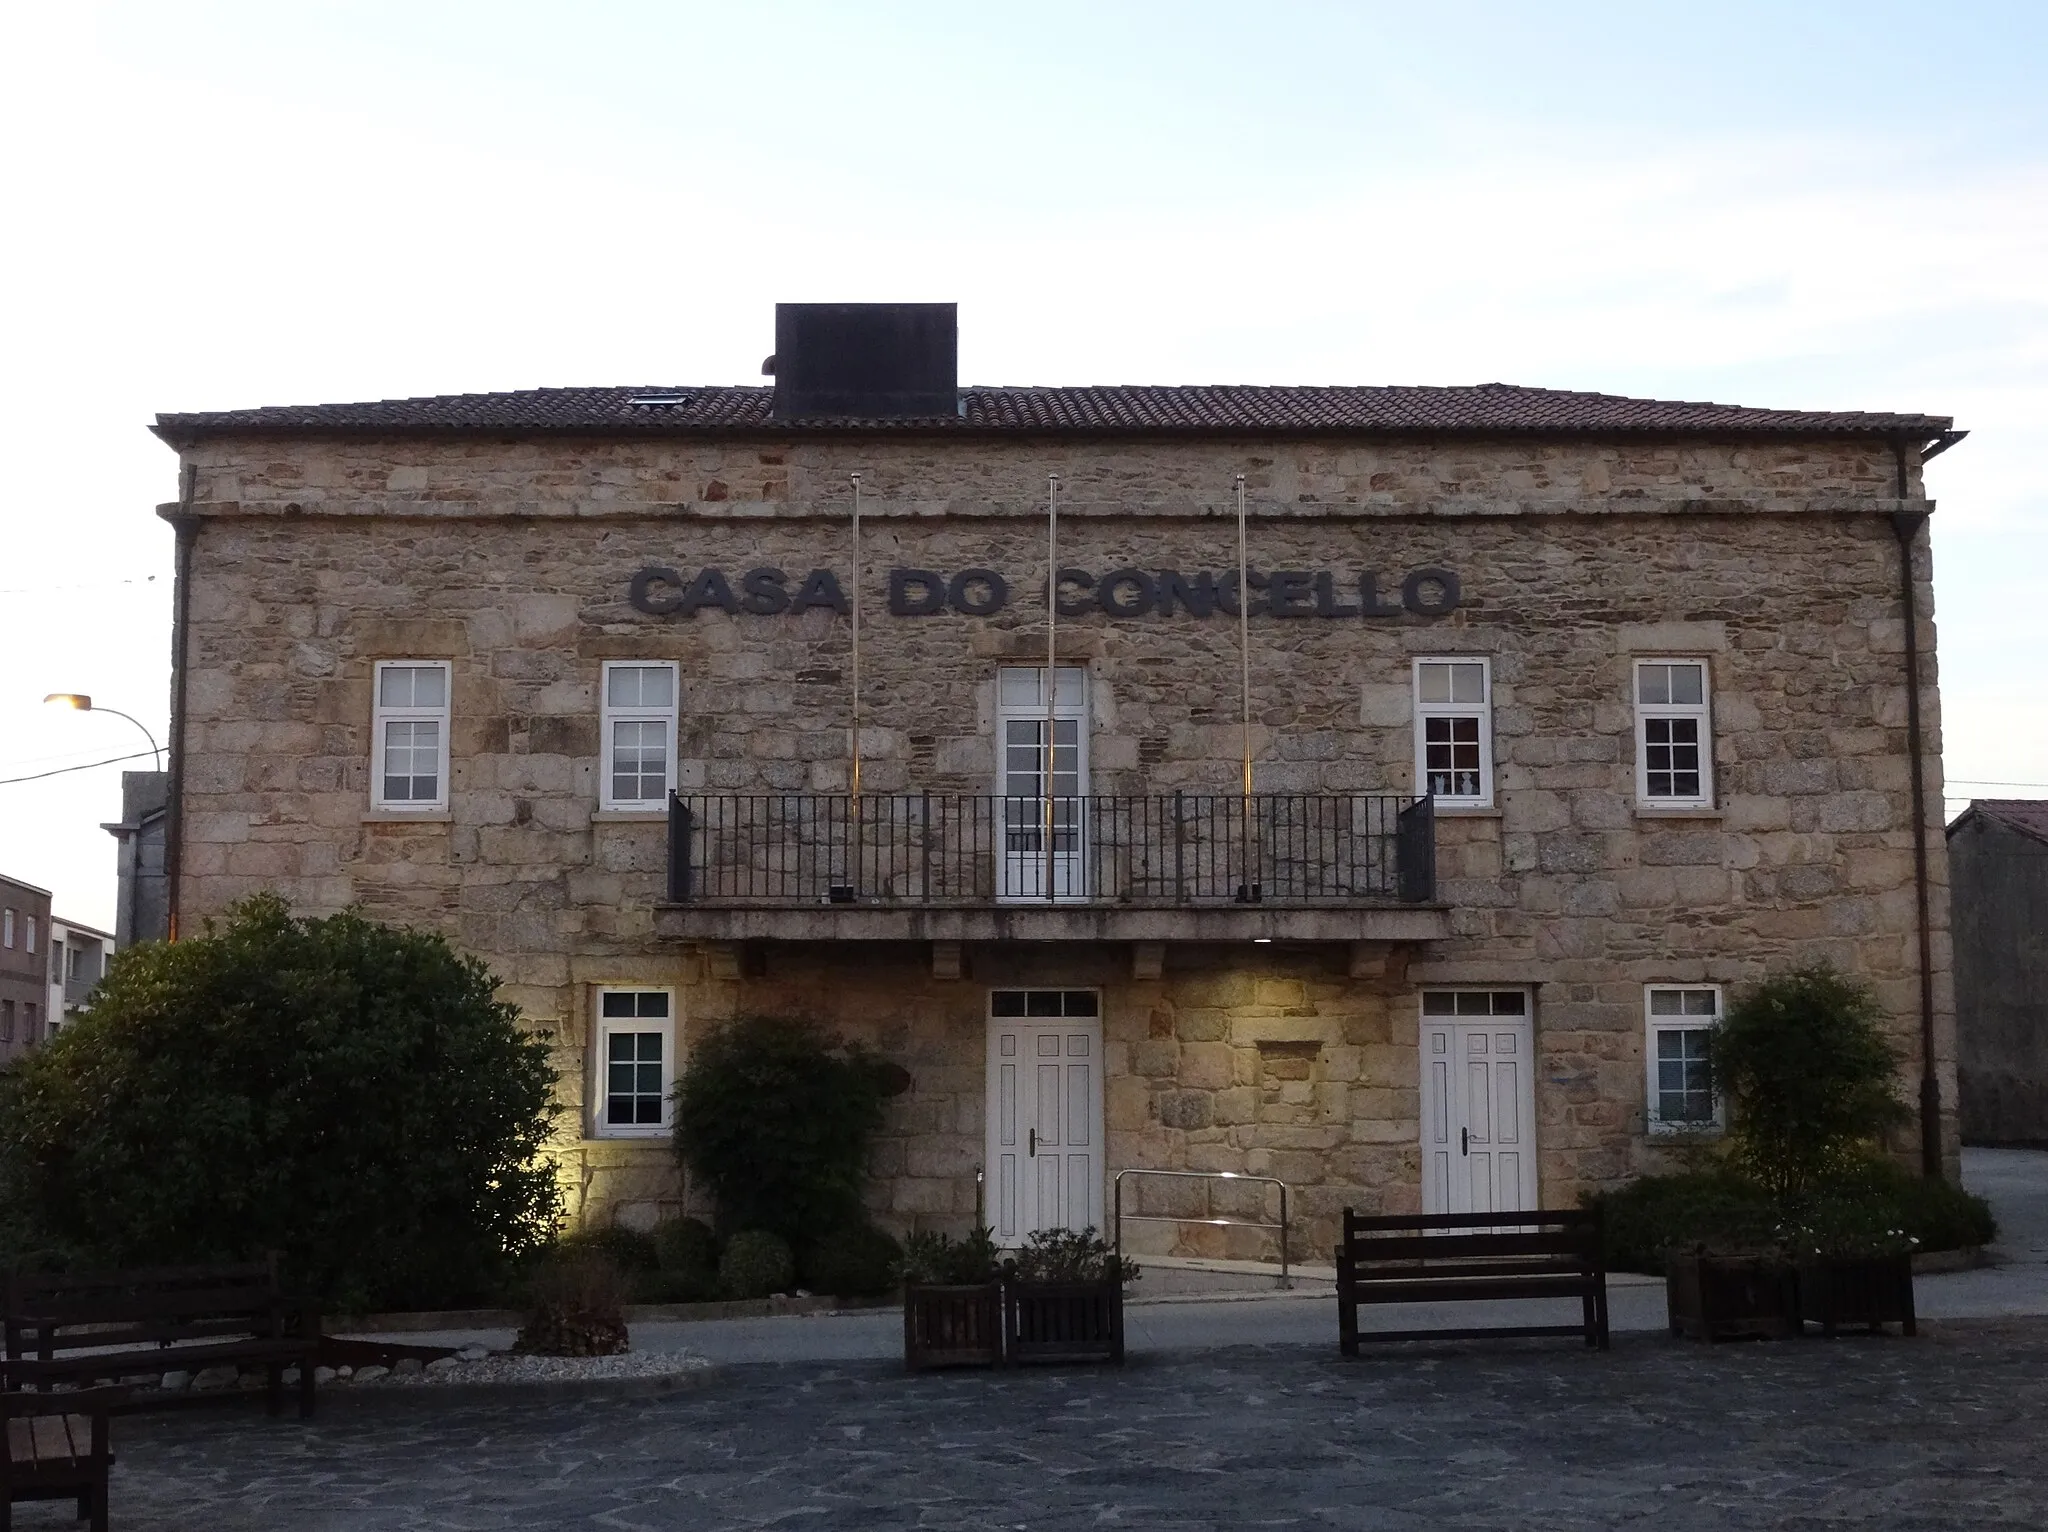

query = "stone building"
[[1949, 799, 2048, 1144], [0, 873, 52, 1063], [149, 303, 1963, 1257]]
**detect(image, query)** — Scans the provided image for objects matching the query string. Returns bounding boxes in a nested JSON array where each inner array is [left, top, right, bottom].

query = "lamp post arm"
[[94, 708, 163, 772]]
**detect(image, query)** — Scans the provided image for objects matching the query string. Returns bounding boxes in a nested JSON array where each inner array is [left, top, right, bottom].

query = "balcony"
[[652, 793, 1448, 948]]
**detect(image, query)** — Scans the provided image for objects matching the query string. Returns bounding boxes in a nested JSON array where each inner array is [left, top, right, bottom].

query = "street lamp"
[[43, 693, 163, 771]]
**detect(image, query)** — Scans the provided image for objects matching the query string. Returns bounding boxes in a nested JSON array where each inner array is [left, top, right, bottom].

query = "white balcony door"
[[1419, 990, 1539, 1216], [986, 989, 1103, 1244], [996, 666, 1089, 901]]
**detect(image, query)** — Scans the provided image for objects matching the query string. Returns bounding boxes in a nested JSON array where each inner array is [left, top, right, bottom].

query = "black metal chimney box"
[[771, 303, 958, 420]]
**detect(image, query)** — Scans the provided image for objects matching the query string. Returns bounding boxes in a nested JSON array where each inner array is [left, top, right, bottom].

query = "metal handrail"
[[665, 791, 1433, 907], [1111, 1168, 1292, 1287]]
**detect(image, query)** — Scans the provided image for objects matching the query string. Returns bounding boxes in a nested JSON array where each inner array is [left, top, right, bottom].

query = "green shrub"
[[653, 1216, 718, 1276], [719, 1229, 796, 1299], [1587, 1162, 1997, 1273], [635, 1266, 720, 1304], [1586, 1170, 1782, 1271], [1712, 964, 1909, 1197], [559, 1224, 660, 1273], [1008, 1226, 1140, 1285], [0, 895, 559, 1312], [800, 1223, 903, 1296], [900, 1226, 1000, 1286], [673, 1016, 893, 1243]]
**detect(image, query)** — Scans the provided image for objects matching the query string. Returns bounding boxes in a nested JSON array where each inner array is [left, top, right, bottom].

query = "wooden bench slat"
[[8, 1260, 272, 1293], [1343, 1210, 1598, 1233], [1341, 1233, 1595, 1262], [1345, 1257, 1597, 1278], [12, 1289, 283, 1325]]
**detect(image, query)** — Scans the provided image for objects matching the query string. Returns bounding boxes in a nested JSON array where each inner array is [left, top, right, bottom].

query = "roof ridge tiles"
[[152, 381, 1954, 443]]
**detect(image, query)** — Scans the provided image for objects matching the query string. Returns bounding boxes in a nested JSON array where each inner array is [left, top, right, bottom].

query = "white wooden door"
[[996, 666, 1088, 901], [986, 989, 1103, 1243], [1419, 990, 1538, 1216]]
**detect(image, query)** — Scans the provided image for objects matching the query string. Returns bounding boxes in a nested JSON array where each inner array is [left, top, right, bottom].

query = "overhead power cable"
[[0, 749, 160, 786]]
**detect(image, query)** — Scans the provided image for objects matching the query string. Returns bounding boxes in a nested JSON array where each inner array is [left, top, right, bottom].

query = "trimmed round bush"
[[560, 1224, 660, 1273], [800, 1224, 902, 1297], [719, 1229, 796, 1299], [653, 1216, 718, 1277]]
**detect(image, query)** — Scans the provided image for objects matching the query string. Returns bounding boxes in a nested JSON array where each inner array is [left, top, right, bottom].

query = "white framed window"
[[1634, 659, 1713, 808], [23, 1003, 37, 1043], [1413, 658, 1493, 807], [1646, 985, 1723, 1133], [372, 661, 452, 811], [592, 988, 676, 1137], [601, 661, 679, 811], [2, 908, 13, 948], [23, 916, 34, 955], [1, 1000, 13, 1043]]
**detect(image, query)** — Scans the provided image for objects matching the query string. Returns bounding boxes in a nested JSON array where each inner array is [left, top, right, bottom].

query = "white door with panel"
[[995, 666, 1089, 901], [1419, 990, 1539, 1216], [985, 989, 1103, 1243]]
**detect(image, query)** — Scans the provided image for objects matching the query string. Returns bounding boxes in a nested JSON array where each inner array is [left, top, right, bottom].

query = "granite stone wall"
[[163, 431, 1958, 1236]]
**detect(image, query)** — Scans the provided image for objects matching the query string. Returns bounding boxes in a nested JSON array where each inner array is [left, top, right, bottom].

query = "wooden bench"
[[1336, 1208, 1610, 1353], [4, 1259, 320, 1418], [2, 1379, 124, 1532]]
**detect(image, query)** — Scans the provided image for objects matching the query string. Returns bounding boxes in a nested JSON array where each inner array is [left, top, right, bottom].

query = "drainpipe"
[[164, 462, 199, 942], [1888, 435, 1940, 1180]]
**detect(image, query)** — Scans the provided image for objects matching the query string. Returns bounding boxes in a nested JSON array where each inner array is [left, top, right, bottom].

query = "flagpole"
[[1236, 473, 1255, 900], [1044, 473, 1060, 901]]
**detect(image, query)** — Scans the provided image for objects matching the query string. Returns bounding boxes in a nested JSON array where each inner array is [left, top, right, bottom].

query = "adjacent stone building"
[[0, 873, 52, 1063], [1949, 799, 2048, 1144], [149, 304, 1964, 1258]]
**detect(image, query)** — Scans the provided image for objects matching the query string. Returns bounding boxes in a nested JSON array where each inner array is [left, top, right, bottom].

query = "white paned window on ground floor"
[[601, 661, 679, 811], [593, 989, 675, 1137], [1646, 985, 1722, 1133], [372, 661, 451, 811], [1413, 657, 1493, 807], [1634, 659, 1713, 808]]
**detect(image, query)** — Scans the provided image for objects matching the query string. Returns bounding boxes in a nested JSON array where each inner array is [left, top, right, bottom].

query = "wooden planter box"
[[902, 1284, 1003, 1371], [1004, 1279, 1124, 1365], [1666, 1253, 1800, 1342], [1798, 1253, 1916, 1336]]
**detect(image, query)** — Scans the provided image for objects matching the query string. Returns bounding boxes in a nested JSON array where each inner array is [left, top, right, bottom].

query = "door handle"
[[1029, 1128, 1037, 1157], [1461, 1128, 1468, 1156]]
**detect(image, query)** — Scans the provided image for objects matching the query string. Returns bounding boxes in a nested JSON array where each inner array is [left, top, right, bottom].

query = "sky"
[[1, 0, 2044, 932]]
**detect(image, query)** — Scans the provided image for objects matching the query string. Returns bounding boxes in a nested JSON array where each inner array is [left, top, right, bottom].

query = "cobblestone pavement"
[[52, 1319, 2048, 1531]]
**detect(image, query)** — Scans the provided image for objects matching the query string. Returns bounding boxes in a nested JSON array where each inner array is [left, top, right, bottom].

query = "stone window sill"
[[1634, 807, 1724, 821], [1434, 806, 1503, 819], [579, 1135, 671, 1149], [591, 810, 668, 824], [362, 810, 452, 824], [1647, 1126, 1726, 1143]]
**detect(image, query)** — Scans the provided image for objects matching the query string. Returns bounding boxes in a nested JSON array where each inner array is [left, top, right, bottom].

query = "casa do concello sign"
[[627, 565, 1462, 620]]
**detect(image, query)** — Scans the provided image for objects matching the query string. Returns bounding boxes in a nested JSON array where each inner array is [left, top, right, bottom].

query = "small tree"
[[672, 1016, 891, 1243], [0, 895, 561, 1310], [1710, 964, 1909, 1198]]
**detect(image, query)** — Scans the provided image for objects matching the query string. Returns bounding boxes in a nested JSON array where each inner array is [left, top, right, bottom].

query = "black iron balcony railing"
[[665, 793, 1436, 907]]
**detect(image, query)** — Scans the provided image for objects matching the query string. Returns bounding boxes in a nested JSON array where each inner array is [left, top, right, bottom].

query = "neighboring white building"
[[46, 917, 113, 1037]]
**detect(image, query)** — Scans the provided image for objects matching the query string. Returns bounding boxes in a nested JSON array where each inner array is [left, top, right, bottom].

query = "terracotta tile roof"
[[153, 383, 1954, 445], [1954, 799, 2048, 847]]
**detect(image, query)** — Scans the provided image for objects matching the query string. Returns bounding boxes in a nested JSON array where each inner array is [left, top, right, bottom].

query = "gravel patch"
[[328, 1348, 710, 1388]]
